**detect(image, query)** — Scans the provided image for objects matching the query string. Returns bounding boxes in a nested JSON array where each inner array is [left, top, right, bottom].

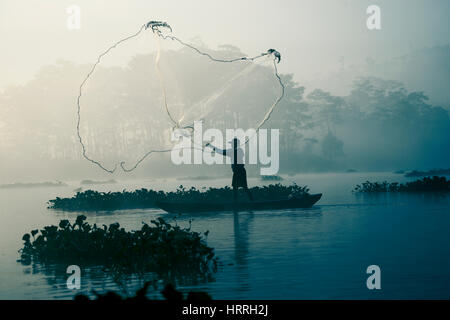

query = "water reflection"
[[22, 262, 161, 299], [4, 174, 450, 299], [354, 192, 449, 206], [233, 211, 253, 293]]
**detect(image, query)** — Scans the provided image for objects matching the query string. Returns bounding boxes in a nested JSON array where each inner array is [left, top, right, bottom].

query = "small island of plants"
[[404, 168, 450, 177], [19, 215, 217, 280], [353, 176, 450, 193], [48, 183, 310, 211]]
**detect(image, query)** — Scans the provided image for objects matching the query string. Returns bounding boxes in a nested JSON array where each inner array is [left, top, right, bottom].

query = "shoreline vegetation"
[[19, 216, 217, 281], [0, 181, 66, 189], [260, 175, 284, 181], [176, 175, 221, 181], [404, 168, 450, 177], [353, 176, 450, 193], [80, 179, 117, 185], [48, 183, 310, 212]]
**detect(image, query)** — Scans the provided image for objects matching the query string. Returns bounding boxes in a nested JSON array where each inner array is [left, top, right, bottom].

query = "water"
[[0, 172, 449, 299]]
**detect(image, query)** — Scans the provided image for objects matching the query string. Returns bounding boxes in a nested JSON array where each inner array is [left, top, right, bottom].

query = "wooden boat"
[[156, 193, 322, 213]]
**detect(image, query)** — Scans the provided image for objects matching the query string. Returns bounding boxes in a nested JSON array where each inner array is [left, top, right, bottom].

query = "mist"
[[1, 0, 449, 183]]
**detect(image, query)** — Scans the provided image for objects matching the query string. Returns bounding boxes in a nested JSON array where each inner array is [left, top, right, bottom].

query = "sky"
[[1, 0, 450, 90]]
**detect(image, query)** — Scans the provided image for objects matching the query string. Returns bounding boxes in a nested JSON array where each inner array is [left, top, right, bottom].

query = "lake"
[[0, 172, 449, 299]]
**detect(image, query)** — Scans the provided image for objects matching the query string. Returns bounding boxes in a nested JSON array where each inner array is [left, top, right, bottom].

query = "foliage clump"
[[405, 168, 450, 177], [353, 176, 450, 193], [19, 216, 217, 280], [48, 189, 164, 211], [48, 183, 310, 211]]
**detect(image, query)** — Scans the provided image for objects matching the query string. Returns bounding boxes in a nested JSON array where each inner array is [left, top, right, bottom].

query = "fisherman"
[[206, 138, 253, 202]]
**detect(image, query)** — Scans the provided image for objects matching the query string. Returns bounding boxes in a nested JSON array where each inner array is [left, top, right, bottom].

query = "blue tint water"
[[0, 172, 449, 299]]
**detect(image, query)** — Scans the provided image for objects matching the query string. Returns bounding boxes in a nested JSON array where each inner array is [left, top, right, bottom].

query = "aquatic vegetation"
[[404, 168, 450, 177], [177, 175, 221, 181], [163, 183, 309, 203], [0, 181, 66, 189], [80, 179, 117, 185], [19, 216, 217, 281], [353, 176, 450, 193], [74, 283, 211, 301], [260, 175, 284, 181], [48, 183, 310, 211], [48, 189, 164, 211]]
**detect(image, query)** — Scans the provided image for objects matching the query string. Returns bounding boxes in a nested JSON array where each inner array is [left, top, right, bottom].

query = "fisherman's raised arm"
[[206, 143, 228, 156]]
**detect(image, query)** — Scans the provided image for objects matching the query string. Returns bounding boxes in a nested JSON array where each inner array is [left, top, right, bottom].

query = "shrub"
[[48, 184, 310, 211], [19, 216, 217, 281]]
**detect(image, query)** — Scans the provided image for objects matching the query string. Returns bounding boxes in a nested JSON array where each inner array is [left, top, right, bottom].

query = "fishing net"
[[77, 21, 284, 172]]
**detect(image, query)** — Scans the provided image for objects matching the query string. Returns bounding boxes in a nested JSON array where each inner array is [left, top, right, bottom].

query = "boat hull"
[[156, 193, 322, 213]]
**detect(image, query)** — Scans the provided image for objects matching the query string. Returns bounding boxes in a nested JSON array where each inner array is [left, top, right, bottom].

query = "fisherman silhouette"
[[207, 138, 253, 202]]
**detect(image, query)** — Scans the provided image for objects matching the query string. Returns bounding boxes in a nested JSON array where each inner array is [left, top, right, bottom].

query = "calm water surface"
[[0, 172, 449, 299]]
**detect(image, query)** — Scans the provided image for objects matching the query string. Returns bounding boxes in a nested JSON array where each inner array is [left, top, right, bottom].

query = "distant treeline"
[[353, 176, 450, 193], [0, 181, 66, 189], [80, 179, 117, 185], [1, 44, 449, 176], [404, 168, 450, 177]]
